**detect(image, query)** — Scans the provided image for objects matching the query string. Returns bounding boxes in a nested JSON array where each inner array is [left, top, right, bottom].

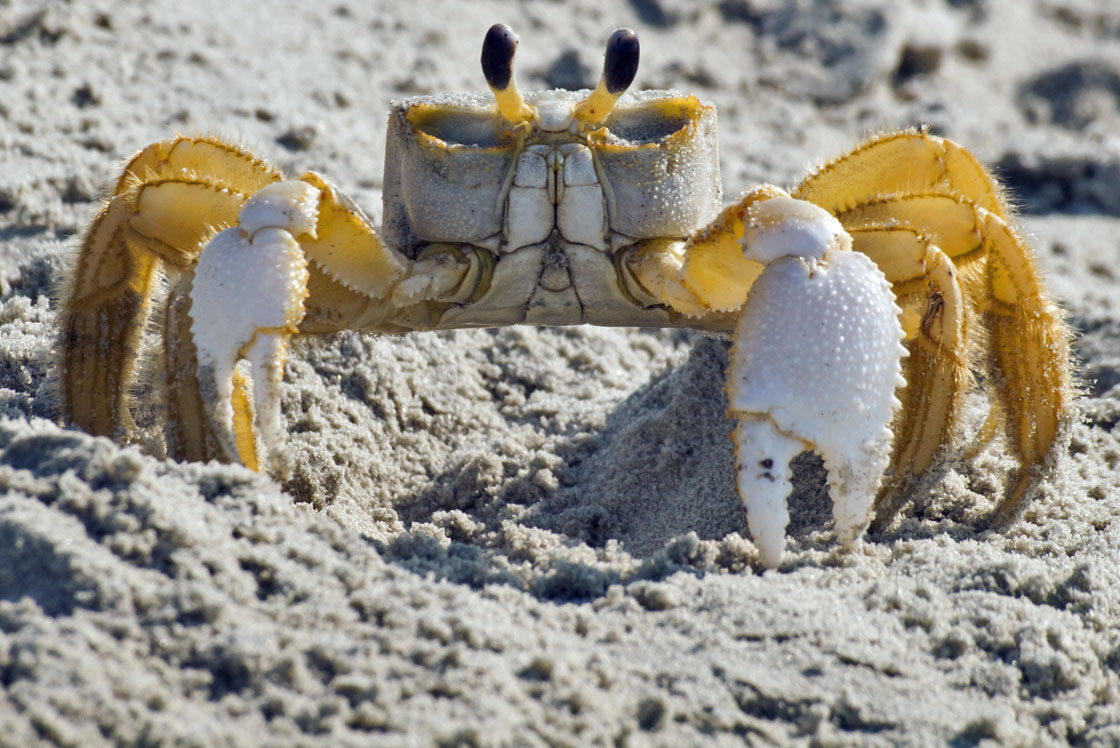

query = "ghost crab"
[[60, 25, 1073, 567]]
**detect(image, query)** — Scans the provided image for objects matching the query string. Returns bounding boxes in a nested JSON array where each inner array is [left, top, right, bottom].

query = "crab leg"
[[798, 135, 1073, 519], [845, 227, 971, 526], [834, 190, 1072, 520], [977, 208, 1073, 519], [60, 137, 279, 440], [793, 129, 1005, 218]]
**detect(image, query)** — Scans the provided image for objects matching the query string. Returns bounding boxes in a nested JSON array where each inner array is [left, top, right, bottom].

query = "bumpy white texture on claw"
[[190, 181, 315, 471], [729, 198, 906, 567]]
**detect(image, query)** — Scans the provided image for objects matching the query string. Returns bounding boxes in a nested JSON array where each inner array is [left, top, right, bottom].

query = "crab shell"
[[381, 90, 721, 328]]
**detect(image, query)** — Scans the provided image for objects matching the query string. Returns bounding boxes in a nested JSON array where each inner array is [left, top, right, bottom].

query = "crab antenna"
[[575, 28, 640, 126], [482, 24, 534, 124]]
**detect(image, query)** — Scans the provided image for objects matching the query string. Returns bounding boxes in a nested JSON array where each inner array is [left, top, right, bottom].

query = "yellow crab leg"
[[793, 130, 1006, 217], [164, 278, 224, 464], [626, 185, 784, 316], [866, 239, 970, 527], [297, 172, 407, 299], [835, 189, 1072, 519], [679, 185, 786, 312], [845, 224, 974, 489], [60, 198, 157, 438], [838, 194, 985, 260], [61, 180, 246, 434], [128, 178, 250, 266], [978, 209, 1073, 519], [117, 135, 280, 194], [60, 137, 277, 441]]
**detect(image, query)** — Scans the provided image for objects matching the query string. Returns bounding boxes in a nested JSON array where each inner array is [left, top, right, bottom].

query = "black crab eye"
[[481, 23, 518, 92], [604, 28, 640, 94]]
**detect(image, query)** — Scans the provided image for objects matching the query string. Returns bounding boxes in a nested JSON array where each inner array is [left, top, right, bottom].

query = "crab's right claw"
[[189, 181, 315, 475], [726, 199, 908, 568]]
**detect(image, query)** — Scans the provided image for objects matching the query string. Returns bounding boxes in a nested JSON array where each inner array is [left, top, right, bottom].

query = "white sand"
[[1, 0, 1119, 744]]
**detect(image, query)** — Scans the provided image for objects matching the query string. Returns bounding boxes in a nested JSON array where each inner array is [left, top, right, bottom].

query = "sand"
[[1, 0, 1119, 744]]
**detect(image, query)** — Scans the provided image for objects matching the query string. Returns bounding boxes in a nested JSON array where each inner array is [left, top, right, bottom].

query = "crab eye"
[[574, 28, 641, 126], [481, 23, 534, 124], [481, 23, 517, 92], [603, 28, 640, 94]]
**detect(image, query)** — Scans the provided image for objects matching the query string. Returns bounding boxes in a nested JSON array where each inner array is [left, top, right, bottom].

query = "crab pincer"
[[190, 181, 316, 474], [725, 198, 907, 567]]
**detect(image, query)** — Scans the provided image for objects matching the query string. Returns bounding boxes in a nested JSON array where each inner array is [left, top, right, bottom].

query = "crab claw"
[[728, 198, 906, 568], [190, 180, 315, 475]]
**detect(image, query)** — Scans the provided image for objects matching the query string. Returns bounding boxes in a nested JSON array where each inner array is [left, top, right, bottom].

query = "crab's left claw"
[[190, 181, 315, 475], [726, 198, 907, 567]]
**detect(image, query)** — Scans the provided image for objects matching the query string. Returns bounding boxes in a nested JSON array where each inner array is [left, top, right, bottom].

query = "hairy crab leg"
[[793, 130, 1005, 218], [800, 134, 1073, 519], [835, 192, 1073, 520], [845, 227, 972, 525], [976, 208, 1073, 519], [60, 137, 278, 440]]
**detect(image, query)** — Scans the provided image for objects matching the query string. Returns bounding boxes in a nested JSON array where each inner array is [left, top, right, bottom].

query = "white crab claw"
[[190, 180, 316, 473], [729, 198, 906, 568]]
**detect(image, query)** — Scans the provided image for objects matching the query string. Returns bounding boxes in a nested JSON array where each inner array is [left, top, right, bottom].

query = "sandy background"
[[1, 0, 1119, 744]]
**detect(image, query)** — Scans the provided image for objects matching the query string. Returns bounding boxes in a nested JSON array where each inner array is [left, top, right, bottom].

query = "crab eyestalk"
[[482, 23, 535, 125], [575, 28, 640, 127]]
